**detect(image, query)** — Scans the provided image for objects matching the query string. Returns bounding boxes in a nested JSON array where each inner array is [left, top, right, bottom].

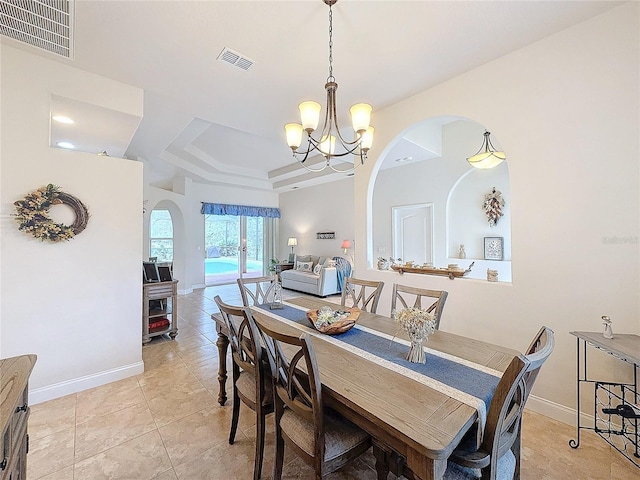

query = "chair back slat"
[[237, 276, 277, 306], [523, 326, 555, 401], [341, 277, 384, 313], [214, 296, 265, 396], [482, 355, 529, 479], [391, 284, 448, 329], [253, 315, 325, 460]]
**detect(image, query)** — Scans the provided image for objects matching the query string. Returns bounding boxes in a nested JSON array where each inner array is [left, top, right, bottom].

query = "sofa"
[[280, 255, 341, 297]]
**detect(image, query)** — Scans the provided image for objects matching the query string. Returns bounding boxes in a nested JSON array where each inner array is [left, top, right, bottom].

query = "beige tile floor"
[[27, 285, 639, 479]]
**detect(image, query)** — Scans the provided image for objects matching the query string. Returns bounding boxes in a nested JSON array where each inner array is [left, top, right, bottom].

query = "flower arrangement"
[[315, 306, 350, 329], [13, 184, 89, 242], [393, 307, 436, 363], [483, 187, 505, 227]]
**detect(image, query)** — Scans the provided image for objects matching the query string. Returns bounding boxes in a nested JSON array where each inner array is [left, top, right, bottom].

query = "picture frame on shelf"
[[484, 237, 504, 261]]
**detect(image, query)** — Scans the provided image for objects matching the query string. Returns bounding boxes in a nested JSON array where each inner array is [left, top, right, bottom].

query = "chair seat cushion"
[[444, 449, 516, 480], [236, 369, 273, 406], [280, 407, 369, 462]]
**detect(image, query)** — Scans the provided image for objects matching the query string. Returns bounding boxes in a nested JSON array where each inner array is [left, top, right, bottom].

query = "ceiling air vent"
[[217, 47, 254, 71], [0, 0, 73, 58]]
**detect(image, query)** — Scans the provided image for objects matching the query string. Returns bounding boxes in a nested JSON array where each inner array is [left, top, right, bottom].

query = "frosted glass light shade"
[[467, 131, 506, 169], [350, 103, 372, 133], [360, 126, 374, 151], [467, 151, 506, 169], [299, 101, 321, 132], [285, 123, 303, 150], [319, 135, 336, 156]]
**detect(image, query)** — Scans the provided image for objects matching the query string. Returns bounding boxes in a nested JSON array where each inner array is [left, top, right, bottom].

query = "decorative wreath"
[[483, 187, 505, 227], [13, 184, 89, 242]]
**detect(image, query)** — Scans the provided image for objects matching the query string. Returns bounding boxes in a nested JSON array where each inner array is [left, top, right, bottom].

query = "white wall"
[[355, 3, 639, 424], [279, 177, 354, 262], [1, 46, 145, 403]]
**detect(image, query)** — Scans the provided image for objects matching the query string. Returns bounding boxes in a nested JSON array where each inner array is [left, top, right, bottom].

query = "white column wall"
[[355, 3, 639, 424], [1, 46, 145, 403]]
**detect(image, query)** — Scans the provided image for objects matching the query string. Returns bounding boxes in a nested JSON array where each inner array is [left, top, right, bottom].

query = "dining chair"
[[213, 296, 274, 480], [237, 276, 277, 306], [341, 277, 384, 313], [252, 314, 372, 480], [390, 283, 449, 329], [373, 354, 530, 480], [510, 326, 555, 479]]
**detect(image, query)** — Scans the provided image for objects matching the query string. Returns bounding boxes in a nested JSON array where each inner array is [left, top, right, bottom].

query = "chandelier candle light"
[[284, 0, 374, 173]]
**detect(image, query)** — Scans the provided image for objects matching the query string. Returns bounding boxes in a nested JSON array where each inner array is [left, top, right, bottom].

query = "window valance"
[[200, 202, 281, 218]]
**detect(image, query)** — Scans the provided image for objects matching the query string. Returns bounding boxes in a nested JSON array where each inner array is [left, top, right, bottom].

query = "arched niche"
[[371, 116, 512, 282]]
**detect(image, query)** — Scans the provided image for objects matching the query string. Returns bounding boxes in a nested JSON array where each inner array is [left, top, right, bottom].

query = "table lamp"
[[287, 237, 297, 262], [341, 240, 351, 254]]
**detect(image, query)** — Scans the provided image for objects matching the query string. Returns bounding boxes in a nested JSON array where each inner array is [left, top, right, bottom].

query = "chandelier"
[[284, 0, 374, 173], [467, 130, 506, 169]]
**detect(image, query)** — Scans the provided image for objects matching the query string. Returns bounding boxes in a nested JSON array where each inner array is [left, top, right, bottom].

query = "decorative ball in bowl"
[[306, 306, 361, 335]]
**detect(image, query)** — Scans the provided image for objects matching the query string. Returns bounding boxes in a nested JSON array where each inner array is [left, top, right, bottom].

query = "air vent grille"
[[217, 47, 254, 71], [0, 0, 73, 58]]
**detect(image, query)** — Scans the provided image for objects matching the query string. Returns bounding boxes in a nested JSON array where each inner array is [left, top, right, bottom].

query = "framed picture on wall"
[[316, 231, 335, 239], [484, 237, 504, 261]]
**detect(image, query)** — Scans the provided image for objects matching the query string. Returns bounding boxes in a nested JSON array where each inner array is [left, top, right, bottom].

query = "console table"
[[1, 354, 37, 480], [569, 331, 639, 469]]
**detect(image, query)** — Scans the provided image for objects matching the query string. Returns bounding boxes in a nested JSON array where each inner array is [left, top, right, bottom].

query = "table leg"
[[407, 447, 447, 480], [215, 328, 229, 406]]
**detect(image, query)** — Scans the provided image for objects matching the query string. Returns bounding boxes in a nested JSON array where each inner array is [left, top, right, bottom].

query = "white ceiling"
[[2, 0, 622, 192]]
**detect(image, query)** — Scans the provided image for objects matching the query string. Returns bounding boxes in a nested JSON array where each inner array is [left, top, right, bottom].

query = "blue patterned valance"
[[200, 202, 281, 218]]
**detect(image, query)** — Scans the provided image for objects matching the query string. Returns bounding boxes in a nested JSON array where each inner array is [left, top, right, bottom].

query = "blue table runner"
[[255, 303, 499, 410]]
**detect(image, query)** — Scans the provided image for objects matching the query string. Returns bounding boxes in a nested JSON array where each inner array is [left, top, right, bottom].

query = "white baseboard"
[[178, 286, 195, 295], [29, 361, 145, 405], [525, 394, 591, 427]]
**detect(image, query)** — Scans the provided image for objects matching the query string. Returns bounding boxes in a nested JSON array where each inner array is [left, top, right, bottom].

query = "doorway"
[[204, 214, 264, 285], [392, 203, 434, 265]]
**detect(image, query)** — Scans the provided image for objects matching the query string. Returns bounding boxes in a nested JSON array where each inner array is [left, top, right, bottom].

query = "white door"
[[392, 204, 434, 264]]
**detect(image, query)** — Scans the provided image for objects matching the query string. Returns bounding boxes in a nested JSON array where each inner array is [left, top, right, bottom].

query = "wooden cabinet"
[[143, 280, 178, 344], [1, 355, 36, 480]]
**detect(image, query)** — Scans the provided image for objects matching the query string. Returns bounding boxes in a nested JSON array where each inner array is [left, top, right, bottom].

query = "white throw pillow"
[[296, 261, 313, 272], [313, 264, 322, 275]]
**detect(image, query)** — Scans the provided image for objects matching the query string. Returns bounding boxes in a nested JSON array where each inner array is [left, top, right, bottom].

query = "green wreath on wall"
[[13, 184, 89, 242]]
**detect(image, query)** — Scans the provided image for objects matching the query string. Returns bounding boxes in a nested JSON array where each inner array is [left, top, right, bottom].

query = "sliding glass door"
[[204, 214, 264, 285]]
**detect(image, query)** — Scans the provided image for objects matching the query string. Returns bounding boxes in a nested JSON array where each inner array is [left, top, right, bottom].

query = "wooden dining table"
[[211, 297, 518, 480]]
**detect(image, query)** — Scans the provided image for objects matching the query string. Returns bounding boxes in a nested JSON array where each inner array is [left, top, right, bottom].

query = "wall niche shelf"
[[391, 262, 474, 280]]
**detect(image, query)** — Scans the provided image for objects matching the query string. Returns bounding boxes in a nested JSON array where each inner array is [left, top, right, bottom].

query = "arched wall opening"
[[369, 116, 512, 282], [146, 199, 186, 287]]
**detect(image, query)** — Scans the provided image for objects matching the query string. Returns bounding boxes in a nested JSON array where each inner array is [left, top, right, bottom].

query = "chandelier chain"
[[328, 4, 333, 81]]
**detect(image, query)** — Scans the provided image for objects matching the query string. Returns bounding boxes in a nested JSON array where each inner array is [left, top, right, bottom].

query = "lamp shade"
[[299, 101, 321, 132], [350, 103, 372, 133], [341, 240, 351, 249], [360, 126, 374, 152], [285, 123, 303, 150], [287, 237, 298, 247]]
